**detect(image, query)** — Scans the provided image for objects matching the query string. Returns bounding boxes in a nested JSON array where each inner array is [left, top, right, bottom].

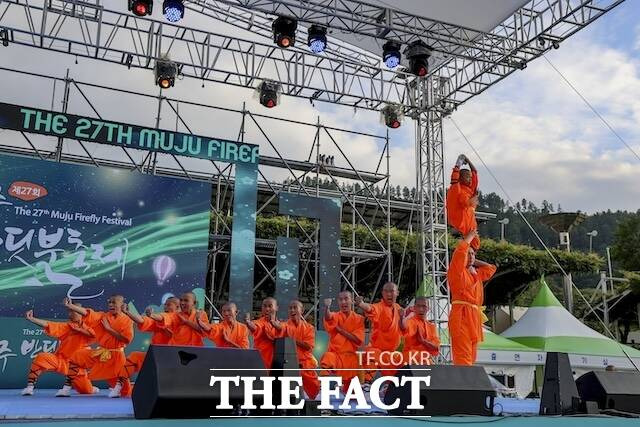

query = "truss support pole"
[[54, 68, 71, 162], [415, 76, 451, 363]]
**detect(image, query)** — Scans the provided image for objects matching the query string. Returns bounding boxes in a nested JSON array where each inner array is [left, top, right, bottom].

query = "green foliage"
[[612, 216, 640, 271]]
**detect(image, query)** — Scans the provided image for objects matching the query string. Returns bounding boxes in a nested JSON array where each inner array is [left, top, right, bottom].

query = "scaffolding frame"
[[0, 0, 625, 360]]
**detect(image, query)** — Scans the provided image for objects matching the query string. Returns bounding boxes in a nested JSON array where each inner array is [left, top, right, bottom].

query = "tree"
[[612, 215, 640, 271]]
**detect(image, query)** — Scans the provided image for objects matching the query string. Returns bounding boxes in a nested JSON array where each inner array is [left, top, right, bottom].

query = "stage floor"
[[0, 390, 638, 426]]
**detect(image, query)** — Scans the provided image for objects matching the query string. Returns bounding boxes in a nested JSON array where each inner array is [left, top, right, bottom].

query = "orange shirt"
[[251, 317, 285, 369], [447, 241, 496, 306], [446, 167, 478, 232], [366, 301, 402, 351], [208, 321, 250, 349], [44, 321, 95, 359], [285, 319, 316, 363], [138, 316, 172, 345], [403, 317, 440, 357], [84, 309, 133, 349], [323, 311, 364, 354], [163, 310, 209, 346]]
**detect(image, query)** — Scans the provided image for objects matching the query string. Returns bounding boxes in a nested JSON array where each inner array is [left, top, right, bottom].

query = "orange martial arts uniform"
[[163, 310, 209, 346], [207, 321, 250, 349], [402, 316, 440, 366], [126, 317, 173, 376], [446, 166, 480, 250], [27, 321, 95, 393], [285, 319, 320, 400], [69, 309, 133, 383], [363, 301, 403, 382], [447, 240, 496, 366], [320, 311, 365, 391], [251, 317, 284, 370]]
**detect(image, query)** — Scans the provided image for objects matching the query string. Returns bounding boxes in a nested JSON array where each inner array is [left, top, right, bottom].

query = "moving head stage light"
[[155, 57, 178, 89]]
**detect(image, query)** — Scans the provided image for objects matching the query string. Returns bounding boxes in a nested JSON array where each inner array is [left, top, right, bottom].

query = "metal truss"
[[414, 76, 450, 362], [0, 0, 624, 111], [202, 0, 625, 107], [0, 0, 411, 111], [0, 66, 395, 320]]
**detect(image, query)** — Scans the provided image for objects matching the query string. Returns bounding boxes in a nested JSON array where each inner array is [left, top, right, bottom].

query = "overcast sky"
[[0, 1, 638, 214]]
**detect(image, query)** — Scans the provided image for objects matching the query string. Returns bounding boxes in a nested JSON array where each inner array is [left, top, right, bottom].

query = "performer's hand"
[[178, 314, 189, 324], [101, 317, 112, 330], [323, 298, 332, 309], [144, 307, 153, 316], [121, 302, 129, 313], [354, 295, 364, 307], [25, 310, 34, 320], [456, 154, 465, 167], [197, 317, 208, 328], [244, 313, 251, 323], [464, 230, 478, 242], [63, 297, 72, 307]]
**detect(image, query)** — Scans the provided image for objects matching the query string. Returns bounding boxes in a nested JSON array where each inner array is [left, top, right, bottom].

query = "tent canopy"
[[502, 278, 640, 359]]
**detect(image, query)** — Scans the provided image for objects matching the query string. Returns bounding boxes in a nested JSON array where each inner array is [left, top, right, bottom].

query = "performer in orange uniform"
[[245, 297, 284, 370], [21, 307, 98, 396], [447, 230, 497, 365], [320, 291, 365, 391], [160, 292, 209, 346], [401, 297, 440, 366], [356, 282, 404, 383], [63, 295, 134, 398], [122, 297, 179, 376], [199, 302, 250, 349], [275, 300, 320, 400], [446, 154, 480, 250]]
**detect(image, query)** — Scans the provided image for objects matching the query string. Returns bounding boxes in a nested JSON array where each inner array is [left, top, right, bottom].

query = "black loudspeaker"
[[576, 370, 640, 414], [271, 337, 319, 415], [384, 365, 496, 416], [132, 345, 264, 419], [539, 352, 579, 415]]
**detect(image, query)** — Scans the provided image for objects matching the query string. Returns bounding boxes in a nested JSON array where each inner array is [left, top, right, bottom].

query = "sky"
[[0, 1, 638, 214]]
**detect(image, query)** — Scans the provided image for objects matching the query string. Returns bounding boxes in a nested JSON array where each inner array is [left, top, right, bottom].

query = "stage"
[[0, 390, 638, 426]]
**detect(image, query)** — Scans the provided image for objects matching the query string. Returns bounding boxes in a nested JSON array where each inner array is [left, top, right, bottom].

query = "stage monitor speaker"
[[132, 345, 264, 419], [384, 365, 496, 416], [539, 352, 579, 415], [576, 370, 640, 414]]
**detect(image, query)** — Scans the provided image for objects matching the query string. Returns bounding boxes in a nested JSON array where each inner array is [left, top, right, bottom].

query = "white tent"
[[501, 279, 640, 375]]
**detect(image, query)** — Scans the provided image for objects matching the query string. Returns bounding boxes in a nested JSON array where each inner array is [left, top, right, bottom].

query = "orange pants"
[[449, 325, 478, 366], [362, 346, 403, 382], [299, 358, 320, 400], [28, 353, 94, 393], [320, 351, 362, 391]]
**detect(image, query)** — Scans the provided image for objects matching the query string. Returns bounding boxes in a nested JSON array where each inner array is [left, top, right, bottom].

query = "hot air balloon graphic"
[[153, 255, 176, 286]]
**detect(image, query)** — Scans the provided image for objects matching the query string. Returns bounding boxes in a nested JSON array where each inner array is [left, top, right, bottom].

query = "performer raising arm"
[[400, 297, 440, 366], [199, 302, 249, 349], [446, 154, 481, 250], [21, 306, 98, 396], [356, 282, 404, 384], [160, 292, 209, 346], [245, 297, 285, 370], [62, 295, 133, 398], [320, 292, 365, 391], [447, 230, 496, 365]]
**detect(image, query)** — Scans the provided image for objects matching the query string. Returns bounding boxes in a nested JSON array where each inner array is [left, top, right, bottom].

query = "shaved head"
[[381, 282, 399, 306], [107, 295, 124, 313], [288, 300, 304, 321], [221, 302, 238, 322]]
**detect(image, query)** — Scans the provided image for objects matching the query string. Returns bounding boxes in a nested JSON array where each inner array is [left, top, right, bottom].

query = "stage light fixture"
[[155, 57, 178, 89], [255, 80, 282, 108], [405, 40, 432, 77], [380, 104, 404, 129], [383, 41, 401, 69], [273, 16, 297, 48], [129, 0, 152, 17], [163, 0, 184, 23], [308, 25, 327, 53]]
